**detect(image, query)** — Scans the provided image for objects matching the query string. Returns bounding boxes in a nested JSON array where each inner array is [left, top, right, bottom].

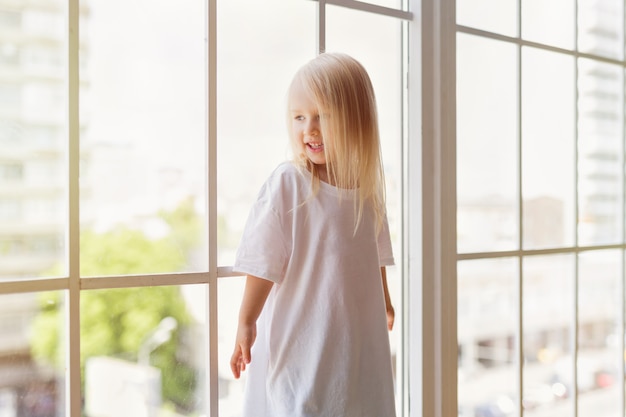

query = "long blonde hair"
[[287, 52, 386, 232]]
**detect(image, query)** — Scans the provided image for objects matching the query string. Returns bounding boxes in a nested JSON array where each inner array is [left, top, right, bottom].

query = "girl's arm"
[[230, 274, 274, 379], [381, 267, 394, 331]]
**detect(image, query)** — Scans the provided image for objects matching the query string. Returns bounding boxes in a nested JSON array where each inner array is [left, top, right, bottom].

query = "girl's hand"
[[230, 322, 257, 379], [386, 304, 395, 331], [380, 267, 394, 331], [230, 275, 273, 379]]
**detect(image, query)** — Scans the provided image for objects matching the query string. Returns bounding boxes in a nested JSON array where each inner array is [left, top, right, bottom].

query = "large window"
[[457, 1, 626, 417], [9, 1, 626, 417], [0, 1, 411, 416]]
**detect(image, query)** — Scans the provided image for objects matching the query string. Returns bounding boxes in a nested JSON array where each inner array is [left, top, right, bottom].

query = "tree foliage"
[[31, 199, 202, 412]]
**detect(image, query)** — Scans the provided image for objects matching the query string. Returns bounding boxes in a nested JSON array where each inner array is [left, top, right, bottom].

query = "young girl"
[[230, 52, 396, 417]]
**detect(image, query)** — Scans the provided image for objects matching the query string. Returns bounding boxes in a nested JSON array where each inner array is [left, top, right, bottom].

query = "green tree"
[[32, 200, 203, 413], [158, 196, 203, 253]]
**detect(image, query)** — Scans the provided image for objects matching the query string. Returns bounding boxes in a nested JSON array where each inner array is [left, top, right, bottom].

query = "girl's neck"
[[316, 165, 333, 186]]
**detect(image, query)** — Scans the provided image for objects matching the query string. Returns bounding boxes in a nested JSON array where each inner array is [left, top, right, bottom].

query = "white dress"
[[233, 162, 396, 417]]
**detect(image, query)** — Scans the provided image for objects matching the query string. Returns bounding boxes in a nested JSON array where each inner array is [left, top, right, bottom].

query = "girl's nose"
[[305, 120, 319, 135]]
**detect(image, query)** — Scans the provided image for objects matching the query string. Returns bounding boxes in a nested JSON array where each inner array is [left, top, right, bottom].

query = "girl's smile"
[[306, 141, 324, 153]]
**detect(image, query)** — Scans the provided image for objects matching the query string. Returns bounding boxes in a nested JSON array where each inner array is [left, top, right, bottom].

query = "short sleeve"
[[377, 215, 395, 267], [232, 186, 291, 284]]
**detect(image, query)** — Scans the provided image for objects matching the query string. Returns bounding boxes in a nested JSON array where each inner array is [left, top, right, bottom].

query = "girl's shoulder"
[[271, 160, 300, 177], [265, 161, 307, 188], [259, 161, 309, 202]]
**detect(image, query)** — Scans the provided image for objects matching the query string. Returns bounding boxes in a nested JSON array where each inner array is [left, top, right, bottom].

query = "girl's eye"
[[295, 115, 305, 121]]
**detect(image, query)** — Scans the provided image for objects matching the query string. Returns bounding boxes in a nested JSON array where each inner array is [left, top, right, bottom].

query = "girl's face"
[[289, 82, 327, 169]]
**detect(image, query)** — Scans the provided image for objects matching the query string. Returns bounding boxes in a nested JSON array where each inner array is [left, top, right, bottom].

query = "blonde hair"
[[287, 52, 386, 232]]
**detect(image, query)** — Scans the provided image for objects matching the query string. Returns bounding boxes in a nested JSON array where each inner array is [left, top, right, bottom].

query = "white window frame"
[[407, 0, 458, 416], [453, 2, 626, 417]]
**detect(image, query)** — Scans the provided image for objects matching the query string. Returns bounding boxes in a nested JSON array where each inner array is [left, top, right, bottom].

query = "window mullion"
[[620, 4, 626, 412], [400, 14, 410, 417], [207, 0, 219, 416], [409, 0, 457, 416], [67, 0, 81, 416], [309, 0, 412, 20], [621, 5, 626, 415], [317, 0, 326, 54]]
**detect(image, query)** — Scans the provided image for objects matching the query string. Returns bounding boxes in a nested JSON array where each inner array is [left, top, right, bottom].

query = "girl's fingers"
[[230, 347, 244, 379], [230, 342, 252, 379], [230, 353, 240, 378], [387, 308, 395, 331]]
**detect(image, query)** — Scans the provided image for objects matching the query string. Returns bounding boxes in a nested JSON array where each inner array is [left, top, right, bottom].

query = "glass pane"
[[80, 0, 208, 276], [457, 34, 519, 253], [522, 48, 576, 249], [522, 254, 574, 417], [522, 0, 575, 50], [219, 276, 246, 417], [0, 291, 67, 416], [578, 0, 624, 60], [578, 250, 621, 417], [0, 1, 67, 281], [577, 60, 623, 246], [81, 285, 206, 417], [457, 0, 517, 37], [326, 7, 403, 411], [458, 258, 518, 417], [216, 0, 315, 266]]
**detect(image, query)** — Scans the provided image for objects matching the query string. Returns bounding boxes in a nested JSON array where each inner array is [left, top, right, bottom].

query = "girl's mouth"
[[307, 143, 324, 153]]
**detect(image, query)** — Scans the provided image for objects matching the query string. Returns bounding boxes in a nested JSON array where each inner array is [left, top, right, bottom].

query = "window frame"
[[407, 1, 458, 417], [454, 1, 626, 417]]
